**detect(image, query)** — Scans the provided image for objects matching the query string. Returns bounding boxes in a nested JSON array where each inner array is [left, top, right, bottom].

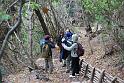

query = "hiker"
[[40, 35, 55, 73], [61, 31, 73, 69], [65, 28, 73, 37], [62, 34, 80, 77], [65, 29, 73, 73], [56, 30, 64, 62]]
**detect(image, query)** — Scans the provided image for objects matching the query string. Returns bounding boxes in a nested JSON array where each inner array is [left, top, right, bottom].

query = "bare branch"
[[6, 0, 18, 13], [0, 0, 18, 26], [0, 0, 23, 60]]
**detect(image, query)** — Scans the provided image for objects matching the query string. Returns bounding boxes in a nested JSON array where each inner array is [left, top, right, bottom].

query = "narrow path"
[[3, 49, 88, 83], [3, 27, 89, 83]]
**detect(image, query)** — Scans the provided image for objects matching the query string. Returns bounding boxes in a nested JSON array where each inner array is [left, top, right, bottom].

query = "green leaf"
[[2, 14, 11, 21], [0, 12, 11, 21], [30, 2, 40, 10], [52, 0, 59, 3]]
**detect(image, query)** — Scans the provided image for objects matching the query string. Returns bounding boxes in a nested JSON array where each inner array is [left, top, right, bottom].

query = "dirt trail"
[[3, 49, 88, 83], [77, 27, 124, 80], [3, 27, 124, 83]]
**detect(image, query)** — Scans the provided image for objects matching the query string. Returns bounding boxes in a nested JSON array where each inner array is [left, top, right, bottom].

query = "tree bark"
[[34, 9, 50, 35], [0, 0, 23, 60], [0, 69, 2, 83], [48, 0, 61, 34], [81, 0, 93, 54]]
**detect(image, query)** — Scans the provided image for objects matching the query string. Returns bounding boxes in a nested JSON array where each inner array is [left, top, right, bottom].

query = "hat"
[[44, 35, 50, 40], [66, 32, 72, 38], [72, 34, 78, 42]]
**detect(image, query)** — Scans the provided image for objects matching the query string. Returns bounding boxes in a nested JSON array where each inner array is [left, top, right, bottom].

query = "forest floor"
[[3, 27, 124, 83], [76, 27, 124, 80], [3, 50, 88, 83]]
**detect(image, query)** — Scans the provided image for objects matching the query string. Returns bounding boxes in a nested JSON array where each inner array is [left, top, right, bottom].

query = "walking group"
[[40, 28, 84, 78]]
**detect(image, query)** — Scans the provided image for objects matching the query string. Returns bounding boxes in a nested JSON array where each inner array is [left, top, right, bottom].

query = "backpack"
[[77, 43, 84, 57], [40, 39, 45, 46], [41, 44, 50, 58]]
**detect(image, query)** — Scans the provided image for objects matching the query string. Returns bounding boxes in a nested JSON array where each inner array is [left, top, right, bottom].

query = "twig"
[[0, 0, 23, 60], [6, 0, 18, 13]]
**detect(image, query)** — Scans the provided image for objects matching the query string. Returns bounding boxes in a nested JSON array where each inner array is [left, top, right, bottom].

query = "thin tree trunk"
[[0, 0, 22, 60], [34, 9, 50, 35], [88, 35, 93, 54], [28, 11, 34, 68], [48, 0, 61, 34], [0, 69, 2, 83], [81, 0, 93, 54], [46, 13, 56, 38]]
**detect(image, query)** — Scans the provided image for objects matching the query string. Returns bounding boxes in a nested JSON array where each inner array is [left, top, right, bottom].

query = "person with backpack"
[[40, 35, 55, 74], [62, 34, 80, 77], [62, 31, 73, 70]]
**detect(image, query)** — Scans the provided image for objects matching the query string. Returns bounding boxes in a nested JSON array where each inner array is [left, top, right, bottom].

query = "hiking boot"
[[49, 70, 53, 74], [75, 73, 80, 76], [62, 64, 66, 67], [66, 70, 70, 73], [49, 71, 53, 74], [45, 69, 48, 73], [69, 75, 75, 78]]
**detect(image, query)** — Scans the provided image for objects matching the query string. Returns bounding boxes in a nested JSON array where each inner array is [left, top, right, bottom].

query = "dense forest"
[[0, 0, 124, 83]]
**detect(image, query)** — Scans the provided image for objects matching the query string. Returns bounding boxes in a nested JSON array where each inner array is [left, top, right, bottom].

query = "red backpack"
[[77, 43, 84, 57]]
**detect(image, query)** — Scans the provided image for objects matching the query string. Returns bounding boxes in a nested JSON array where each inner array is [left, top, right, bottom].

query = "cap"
[[44, 35, 50, 40]]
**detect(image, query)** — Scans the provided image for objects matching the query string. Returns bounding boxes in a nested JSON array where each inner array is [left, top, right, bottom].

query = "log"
[[98, 70, 105, 83], [116, 77, 124, 83], [111, 77, 117, 83], [89, 68, 95, 83], [83, 64, 88, 77], [81, 60, 124, 83], [79, 59, 83, 71]]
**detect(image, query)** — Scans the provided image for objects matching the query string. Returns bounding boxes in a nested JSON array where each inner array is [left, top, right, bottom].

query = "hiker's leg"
[[45, 59, 49, 72], [49, 57, 53, 73], [62, 59, 66, 67], [62, 49, 67, 66], [71, 57, 76, 76], [75, 57, 80, 74], [59, 48, 63, 62], [66, 54, 71, 72]]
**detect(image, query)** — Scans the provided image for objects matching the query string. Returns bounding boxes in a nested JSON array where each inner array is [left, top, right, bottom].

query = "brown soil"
[[3, 27, 124, 83], [77, 27, 124, 80]]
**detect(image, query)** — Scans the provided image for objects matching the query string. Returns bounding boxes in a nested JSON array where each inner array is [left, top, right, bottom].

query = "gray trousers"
[[66, 54, 71, 70], [44, 57, 53, 73]]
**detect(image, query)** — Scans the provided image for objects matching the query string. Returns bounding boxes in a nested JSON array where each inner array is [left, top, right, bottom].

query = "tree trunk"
[[0, 0, 22, 60], [0, 69, 2, 83], [34, 9, 50, 35], [28, 11, 34, 68], [48, 0, 61, 34], [81, 0, 93, 54]]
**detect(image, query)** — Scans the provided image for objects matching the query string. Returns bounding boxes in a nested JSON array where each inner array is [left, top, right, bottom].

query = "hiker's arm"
[[62, 43, 76, 51], [49, 41, 55, 48]]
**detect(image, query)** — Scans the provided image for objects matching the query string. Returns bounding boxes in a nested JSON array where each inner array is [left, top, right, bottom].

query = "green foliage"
[[30, 2, 40, 10], [118, 30, 124, 42], [0, 12, 11, 21], [52, 0, 60, 7], [52, 0, 59, 3], [0, 66, 6, 75], [21, 29, 28, 44], [82, 0, 123, 23], [22, 2, 40, 17], [0, 0, 4, 4]]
